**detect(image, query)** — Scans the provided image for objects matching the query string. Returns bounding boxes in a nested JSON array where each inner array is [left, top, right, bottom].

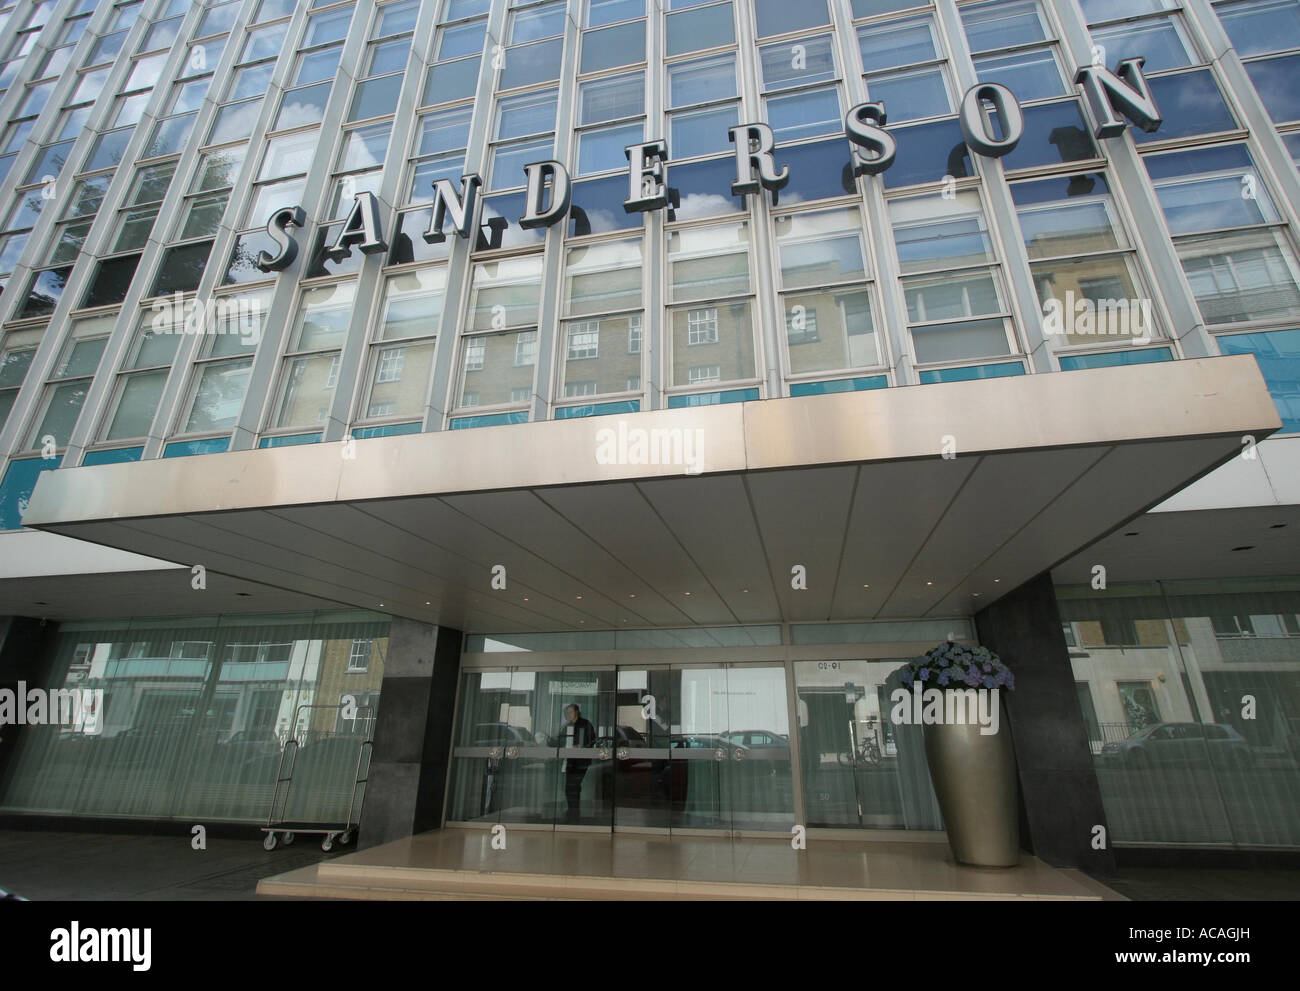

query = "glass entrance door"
[[670, 664, 795, 832], [447, 663, 795, 833]]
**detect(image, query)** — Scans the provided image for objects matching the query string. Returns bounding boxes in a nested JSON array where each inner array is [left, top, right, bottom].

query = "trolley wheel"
[[338, 830, 353, 846], [321, 833, 336, 852], [263, 832, 278, 851], [281, 831, 295, 846]]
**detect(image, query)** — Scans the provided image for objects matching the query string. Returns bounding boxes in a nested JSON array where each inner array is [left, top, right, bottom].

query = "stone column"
[[359, 618, 462, 849], [974, 572, 1117, 876]]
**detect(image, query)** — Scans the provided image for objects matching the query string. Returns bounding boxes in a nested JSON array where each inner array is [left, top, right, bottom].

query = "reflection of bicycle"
[[837, 718, 883, 767]]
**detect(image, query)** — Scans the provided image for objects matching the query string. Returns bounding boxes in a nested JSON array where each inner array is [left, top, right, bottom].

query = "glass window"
[[499, 37, 564, 89], [974, 49, 1064, 102], [775, 208, 868, 289], [668, 221, 750, 302], [276, 82, 332, 130], [581, 20, 645, 73], [669, 55, 735, 107], [859, 15, 940, 73], [580, 73, 644, 124], [767, 87, 841, 143], [104, 369, 167, 440], [456, 328, 537, 407], [665, 3, 734, 57], [512, 2, 566, 43], [564, 238, 643, 315], [467, 256, 544, 330], [424, 56, 481, 104], [497, 90, 558, 139], [962, 0, 1050, 52], [669, 301, 755, 385], [1218, 0, 1300, 57], [290, 282, 357, 351], [753, 0, 828, 38], [378, 266, 447, 341], [671, 103, 739, 160], [760, 35, 836, 90], [1090, 18, 1193, 74], [349, 73, 403, 121], [890, 192, 995, 274], [183, 358, 252, 432]]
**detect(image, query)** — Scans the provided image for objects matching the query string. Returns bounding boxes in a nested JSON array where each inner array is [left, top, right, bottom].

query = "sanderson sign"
[[255, 58, 1163, 272]]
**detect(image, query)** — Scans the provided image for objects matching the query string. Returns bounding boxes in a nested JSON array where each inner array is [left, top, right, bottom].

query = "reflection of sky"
[[674, 192, 734, 220]]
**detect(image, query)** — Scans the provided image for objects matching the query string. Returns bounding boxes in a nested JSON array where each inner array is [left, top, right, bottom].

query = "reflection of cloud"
[[675, 192, 732, 219], [584, 209, 619, 234]]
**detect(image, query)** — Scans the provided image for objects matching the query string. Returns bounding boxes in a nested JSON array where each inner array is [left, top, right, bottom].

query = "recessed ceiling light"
[[628, 593, 636, 598], [972, 593, 981, 597], [742, 588, 750, 593], [34, 600, 48, 606], [926, 581, 933, 586], [1270, 523, 1287, 529], [235, 592, 251, 597], [993, 579, 1000, 583], [523, 597, 529, 602], [1124, 531, 1139, 537], [862, 584, 870, 589], [576, 595, 583, 599], [1231, 545, 1255, 552], [684, 591, 692, 596], [425, 601, 431, 605]]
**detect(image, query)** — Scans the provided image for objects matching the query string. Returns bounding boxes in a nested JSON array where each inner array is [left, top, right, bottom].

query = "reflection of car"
[[1102, 722, 1254, 768], [470, 722, 538, 747], [219, 729, 281, 761], [594, 725, 649, 749], [721, 730, 788, 748]]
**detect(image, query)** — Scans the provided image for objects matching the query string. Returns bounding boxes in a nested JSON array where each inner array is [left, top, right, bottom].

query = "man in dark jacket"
[[560, 702, 595, 822]]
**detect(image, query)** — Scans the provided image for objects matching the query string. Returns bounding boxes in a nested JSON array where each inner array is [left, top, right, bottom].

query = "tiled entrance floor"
[[257, 827, 1122, 900]]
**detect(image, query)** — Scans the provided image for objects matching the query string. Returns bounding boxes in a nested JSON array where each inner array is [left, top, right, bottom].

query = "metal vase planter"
[[923, 692, 1020, 867]]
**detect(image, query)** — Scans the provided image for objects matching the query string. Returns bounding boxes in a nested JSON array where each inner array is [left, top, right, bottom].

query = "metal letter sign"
[[256, 205, 306, 272], [729, 123, 790, 196], [1075, 57, 1163, 139], [327, 191, 387, 261], [959, 83, 1024, 158], [257, 58, 1160, 266], [424, 173, 483, 243], [520, 160, 572, 229]]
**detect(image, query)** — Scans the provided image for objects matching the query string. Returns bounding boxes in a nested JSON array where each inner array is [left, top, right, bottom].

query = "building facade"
[[0, 0, 1297, 870]]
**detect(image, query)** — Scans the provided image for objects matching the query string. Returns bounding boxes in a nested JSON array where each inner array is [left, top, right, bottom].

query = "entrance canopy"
[[23, 357, 1280, 631]]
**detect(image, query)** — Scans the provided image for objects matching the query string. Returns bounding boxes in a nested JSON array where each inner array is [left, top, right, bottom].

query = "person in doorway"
[[560, 703, 595, 823]]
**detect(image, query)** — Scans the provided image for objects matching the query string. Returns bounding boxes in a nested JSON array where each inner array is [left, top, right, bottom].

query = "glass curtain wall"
[[1056, 579, 1300, 847], [0, 610, 389, 824]]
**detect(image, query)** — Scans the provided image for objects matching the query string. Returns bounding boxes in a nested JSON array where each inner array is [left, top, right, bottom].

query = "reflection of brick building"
[[310, 635, 387, 741]]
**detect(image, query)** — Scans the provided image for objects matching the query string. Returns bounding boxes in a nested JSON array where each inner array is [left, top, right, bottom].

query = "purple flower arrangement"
[[897, 642, 1015, 691]]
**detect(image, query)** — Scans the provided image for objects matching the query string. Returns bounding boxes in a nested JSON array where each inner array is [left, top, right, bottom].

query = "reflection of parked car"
[[1102, 722, 1254, 768], [219, 729, 281, 761], [721, 730, 788, 749], [470, 722, 538, 747]]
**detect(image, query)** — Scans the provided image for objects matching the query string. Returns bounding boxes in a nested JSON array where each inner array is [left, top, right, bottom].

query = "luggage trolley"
[[261, 702, 374, 852]]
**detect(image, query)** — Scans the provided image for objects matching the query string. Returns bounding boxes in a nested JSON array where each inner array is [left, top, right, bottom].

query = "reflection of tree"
[[200, 150, 243, 192], [21, 266, 71, 318], [156, 242, 211, 294], [190, 363, 250, 431]]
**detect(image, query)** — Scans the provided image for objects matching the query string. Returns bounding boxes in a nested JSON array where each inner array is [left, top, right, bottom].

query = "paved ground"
[[0, 829, 342, 900], [0, 829, 1295, 900]]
